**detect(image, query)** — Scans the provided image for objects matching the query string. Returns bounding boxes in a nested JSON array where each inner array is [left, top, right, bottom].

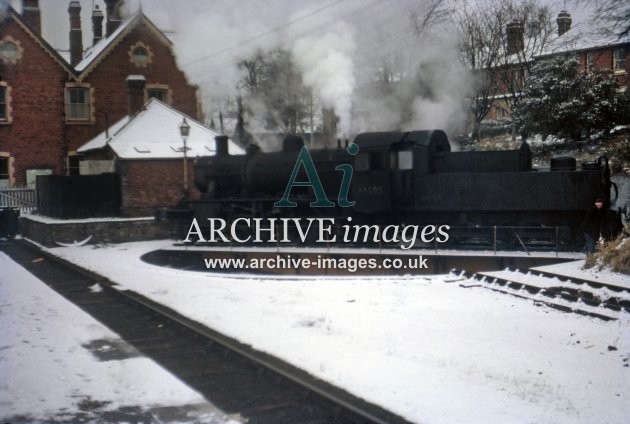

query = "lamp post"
[[179, 117, 190, 195]]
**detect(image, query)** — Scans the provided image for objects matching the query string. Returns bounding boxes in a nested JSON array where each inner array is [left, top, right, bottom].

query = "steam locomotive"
[[191, 130, 620, 249]]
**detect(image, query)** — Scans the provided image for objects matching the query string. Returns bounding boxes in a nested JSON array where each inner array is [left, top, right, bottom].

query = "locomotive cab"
[[351, 130, 450, 213]]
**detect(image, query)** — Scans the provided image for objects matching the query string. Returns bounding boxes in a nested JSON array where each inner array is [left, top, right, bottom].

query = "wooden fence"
[[0, 188, 37, 213]]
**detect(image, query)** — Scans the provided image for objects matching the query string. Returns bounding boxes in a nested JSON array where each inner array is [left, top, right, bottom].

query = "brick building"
[[77, 98, 243, 215], [0, 0, 200, 190], [0, 4, 74, 188], [484, 10, 628, 121], [538, 17, 629, 88]]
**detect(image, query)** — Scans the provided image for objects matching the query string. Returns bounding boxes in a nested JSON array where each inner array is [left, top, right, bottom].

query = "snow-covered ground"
[[16, 239, 628, 424], [0, 251, 241, 423]]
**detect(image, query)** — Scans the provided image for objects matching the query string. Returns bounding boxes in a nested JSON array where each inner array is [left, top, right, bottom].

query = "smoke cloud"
[[117, 0, 472, 140], [288, 9, 356, 135]]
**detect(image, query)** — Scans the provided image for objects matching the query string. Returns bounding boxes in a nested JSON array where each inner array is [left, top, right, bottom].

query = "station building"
[[0, 0, 201, 191]]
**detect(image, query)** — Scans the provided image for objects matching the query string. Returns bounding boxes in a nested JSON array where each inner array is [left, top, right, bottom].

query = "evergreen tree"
[[515, 56, 629, 141]]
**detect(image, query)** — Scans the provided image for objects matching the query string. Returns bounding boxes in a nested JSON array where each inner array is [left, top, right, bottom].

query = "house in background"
[[0, 0, 201, 190], [78, 98, 243, 215], [0, 3, 75, 188], [65, 0, 200, 171], [484, 10, 628, 122], [537, 18, 629, 89]]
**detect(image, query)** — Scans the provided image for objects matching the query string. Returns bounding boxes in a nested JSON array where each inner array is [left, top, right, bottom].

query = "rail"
[[0, 188, 36, 213], [446, 225, 566, 255]]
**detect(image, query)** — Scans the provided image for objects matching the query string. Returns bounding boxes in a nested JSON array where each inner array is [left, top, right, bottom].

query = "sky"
[[3, 0, 596, 136], [7, 0, 592, 54]]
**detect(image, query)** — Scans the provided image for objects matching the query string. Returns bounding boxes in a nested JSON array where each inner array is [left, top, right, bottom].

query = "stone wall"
[[19, 215, 181, 247]]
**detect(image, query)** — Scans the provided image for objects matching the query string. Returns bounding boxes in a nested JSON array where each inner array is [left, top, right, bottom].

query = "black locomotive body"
[[192, 131, 619, 248]]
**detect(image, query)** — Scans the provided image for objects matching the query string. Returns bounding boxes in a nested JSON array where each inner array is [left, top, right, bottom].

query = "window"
[[147, 88, 167, 102], [354, 152, 370, 171], [586, 52, 594, 73], [65, 85, 92, 121], [0, 157, 9, 189], [0, 86, 6, 121], [68, 155, 81, 176], [145, 83, 170, 104], [496, 107, 506, 119], [613, 48, 625, 73], [26, 169, 52, 187], [132, 46, 149, 64], [0, 83, 11, 124], [129, 41, 153, 67], [397, 151, 413, 170], [0, 41, 18, 61], [0, 36, 22, 64]]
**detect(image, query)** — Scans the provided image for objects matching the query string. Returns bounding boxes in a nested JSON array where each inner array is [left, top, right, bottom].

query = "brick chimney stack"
[[104, 0, 123, 37], [557, 10, 572, 36], [126, 75, 146, 116], [22, 0, 41, 35], [92, 5, 104, 45], [68, 1, 83, 67], [506, 20, 524, 55]]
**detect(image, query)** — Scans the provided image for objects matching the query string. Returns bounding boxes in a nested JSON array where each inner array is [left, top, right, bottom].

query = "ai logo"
[[274, 143, 359, 208]]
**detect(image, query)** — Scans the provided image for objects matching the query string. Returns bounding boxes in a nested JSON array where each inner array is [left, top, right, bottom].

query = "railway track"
[[1, 239, 410, 424], [455, 268, 630, 321]]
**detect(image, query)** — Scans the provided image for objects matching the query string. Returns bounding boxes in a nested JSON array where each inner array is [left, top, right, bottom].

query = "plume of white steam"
[[408, 26, 473, 132], [290, 19, 356, 135], [125, 0, 299, 115], [117, 0, 472, 138]]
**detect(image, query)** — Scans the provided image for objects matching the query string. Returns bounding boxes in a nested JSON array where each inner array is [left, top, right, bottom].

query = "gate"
[[0, 188, 37, 213]]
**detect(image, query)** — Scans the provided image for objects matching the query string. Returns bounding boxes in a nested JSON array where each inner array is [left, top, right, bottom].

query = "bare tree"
[[238, 48, 313, 136], [578, 0, 630, 39], [457, 0, 555, 140], [495, 0, 555, 130], [456, 0, 506, 141]]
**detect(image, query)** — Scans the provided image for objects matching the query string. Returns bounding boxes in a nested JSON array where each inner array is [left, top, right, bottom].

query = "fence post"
[[493, 226, 497, 254], [555, 226, 559, 257]]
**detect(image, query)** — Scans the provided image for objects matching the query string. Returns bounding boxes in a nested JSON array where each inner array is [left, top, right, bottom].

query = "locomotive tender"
[[192, 130, 618, 248]]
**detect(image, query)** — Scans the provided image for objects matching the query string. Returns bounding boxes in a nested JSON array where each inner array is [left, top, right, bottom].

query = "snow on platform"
[[36, 240, 629, 424], [0, 252, 240, 423], [532, 260, 630, 290]]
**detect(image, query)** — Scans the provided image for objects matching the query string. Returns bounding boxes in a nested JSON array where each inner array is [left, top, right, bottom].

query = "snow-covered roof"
[[539, 20, 630, 57], [77, 98, 244, 159], [75, 12, 172, 77]]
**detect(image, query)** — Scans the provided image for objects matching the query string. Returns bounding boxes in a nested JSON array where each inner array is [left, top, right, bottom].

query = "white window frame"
[[586, 52, 594, 73], [613, 48, 625, 74], [0, 82, 11, 124], [65, 83, 94, 123]]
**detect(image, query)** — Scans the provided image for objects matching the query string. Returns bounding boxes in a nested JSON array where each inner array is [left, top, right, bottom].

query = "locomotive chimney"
[[214, 135, 229, 157], [126, 75, 146, 116], [92, 5, 104, 45], [506, 20, 524, 55], [104, 0, 123, 37], [22, 0, 41, 35], [68, 1, 83, 67], [556, 10, 572, 36], [322, 108, 338, 147]]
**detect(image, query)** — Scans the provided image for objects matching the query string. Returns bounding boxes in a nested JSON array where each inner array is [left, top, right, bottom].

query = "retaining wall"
[[19, 215, 181, 247]]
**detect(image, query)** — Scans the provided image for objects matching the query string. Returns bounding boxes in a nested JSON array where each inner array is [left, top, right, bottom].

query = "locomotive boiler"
[[191, 131, 620, 249]]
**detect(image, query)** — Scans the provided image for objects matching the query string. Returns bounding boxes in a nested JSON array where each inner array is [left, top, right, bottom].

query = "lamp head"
[[179, 117, 190, 138]]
